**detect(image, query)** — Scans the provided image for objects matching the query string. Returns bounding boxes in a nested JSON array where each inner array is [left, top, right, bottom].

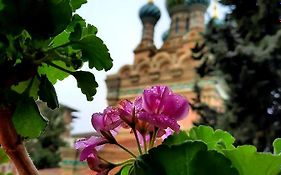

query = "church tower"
[[134, 1, 161, 62], [106, 0, 222, 131]]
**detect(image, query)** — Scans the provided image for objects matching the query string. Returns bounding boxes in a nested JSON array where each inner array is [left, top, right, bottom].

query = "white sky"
[[54, 0, 228, 134]]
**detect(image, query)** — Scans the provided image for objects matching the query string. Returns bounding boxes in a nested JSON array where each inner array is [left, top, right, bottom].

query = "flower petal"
[[75, 136, 108, 161], [91, 113, 105, 133], [162, 94, 189, 120], [138, 112, 180, 132], [103, 106, 122, 130], [142, 86, 171, 113]]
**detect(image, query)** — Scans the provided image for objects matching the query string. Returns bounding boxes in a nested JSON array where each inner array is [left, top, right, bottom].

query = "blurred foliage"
[[192, 0, 281, 151], [0, 0, 112, 139], [25, 102, 71, 169]]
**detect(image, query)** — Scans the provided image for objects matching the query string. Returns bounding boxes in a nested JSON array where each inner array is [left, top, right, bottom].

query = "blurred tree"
[[25, 102, 71, 169], [192, 0, 281, 151]]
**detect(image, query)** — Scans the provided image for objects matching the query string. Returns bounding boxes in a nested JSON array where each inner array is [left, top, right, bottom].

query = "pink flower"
[[118, 97, 143, 127], [139, 85, 189, 132], [75, 136, 108, 161], [91, 106, 122, 133], [87, 154, 114, 175]]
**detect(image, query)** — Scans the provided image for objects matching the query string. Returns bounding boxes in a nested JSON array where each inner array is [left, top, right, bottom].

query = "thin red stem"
[[0, 107, 39, 175]]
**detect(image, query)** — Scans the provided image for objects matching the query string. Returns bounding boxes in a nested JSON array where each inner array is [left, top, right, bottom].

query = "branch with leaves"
[[0, 0, 112, 174]]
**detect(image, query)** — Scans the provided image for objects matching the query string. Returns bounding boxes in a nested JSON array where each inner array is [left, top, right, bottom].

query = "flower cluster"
[[75, 85, 189, 174]]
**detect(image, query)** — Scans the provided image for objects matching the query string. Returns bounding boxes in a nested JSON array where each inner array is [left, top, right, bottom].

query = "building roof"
[[139, 2, 161, 22]]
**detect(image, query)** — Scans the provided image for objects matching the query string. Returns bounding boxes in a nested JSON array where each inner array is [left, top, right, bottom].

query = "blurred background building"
[[0, 0, 223, 175], [59, 0, 223, 175]]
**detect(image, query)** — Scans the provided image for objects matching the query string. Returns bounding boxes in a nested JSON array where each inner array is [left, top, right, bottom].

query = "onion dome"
[[166, 0, 186, 12], [139, 2, 161, 22], [186, 0, 210, 7], [162, 30, 169, 41]]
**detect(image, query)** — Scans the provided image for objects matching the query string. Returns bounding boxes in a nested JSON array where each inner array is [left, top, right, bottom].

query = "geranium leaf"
[[70, 0, 87, 12], [164, 126, 235, 151], [22, 0, 72, 38], [38, 61, 73, 84], [72, 35, 113, 71], [69, 23, 82, 41], [115, 164, 133, 175], [72, 71, 98, 101], [273, 138, 281, 155], [223, 146, 281, 175], [163, 130, 189, 146], [12, 98, 48, 138], [38, 75, 59, 109], [11, 77, 40, 100], [132, 141, 238, 175]]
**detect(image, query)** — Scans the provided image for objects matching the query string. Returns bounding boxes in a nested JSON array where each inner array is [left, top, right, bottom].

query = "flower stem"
[[142, 134, 148, 154], [132, 129, 143, 155], [149, 127, 159, 149], [0, 107, 39, 175], [115, 143, 137, 158]]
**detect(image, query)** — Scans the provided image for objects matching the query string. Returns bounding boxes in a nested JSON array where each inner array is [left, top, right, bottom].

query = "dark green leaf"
[[38, 75, 59, 109], [69, 23, 82, 41], [70, 0, 87, 12], [72, 35, 113, 71], [273, 138, 281, 155], [72, 71, 98, 101], [22, 0, 72, 38], [0, 0, 4, 11], [224, 146, 281, 175], [132, 141, 238, 175], [12, 98, 48, 138], [11, 77, 40, 100]]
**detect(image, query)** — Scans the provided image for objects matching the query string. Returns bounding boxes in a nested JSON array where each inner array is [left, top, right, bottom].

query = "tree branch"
[[0, 107, 39, 175]]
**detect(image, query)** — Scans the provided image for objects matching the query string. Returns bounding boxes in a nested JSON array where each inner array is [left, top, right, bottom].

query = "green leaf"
[[72, 71, 98, 101], [163, 130, 189, 146], [51, 31, 70, 48], [0, 148, 9, 164], [187, 125, 235, 150], [11, 77, 40, 100], [116, 164, 133, 175], [38, 61, 73, 84], [72, 35, 113, 71], [273, 138, 281, 155], [12, 98, 48, 138], [22, 0, 72, 38], [132, 141, 238, 175], [0, 0, 4, 11], [164, 126, 235, 151], [70, 0, 87, 12], [224, 146, 281, 175], [38, 75, 59, 109], [69, 23, 82, 41]]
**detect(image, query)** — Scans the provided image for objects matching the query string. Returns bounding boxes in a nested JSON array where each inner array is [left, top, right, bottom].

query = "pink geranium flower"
[[87, 154, 114, 175], [91, 106, 122, 133], [139, 85, 189, 132], [75, 136, 108, 161], [118, 97, 143, 127]]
